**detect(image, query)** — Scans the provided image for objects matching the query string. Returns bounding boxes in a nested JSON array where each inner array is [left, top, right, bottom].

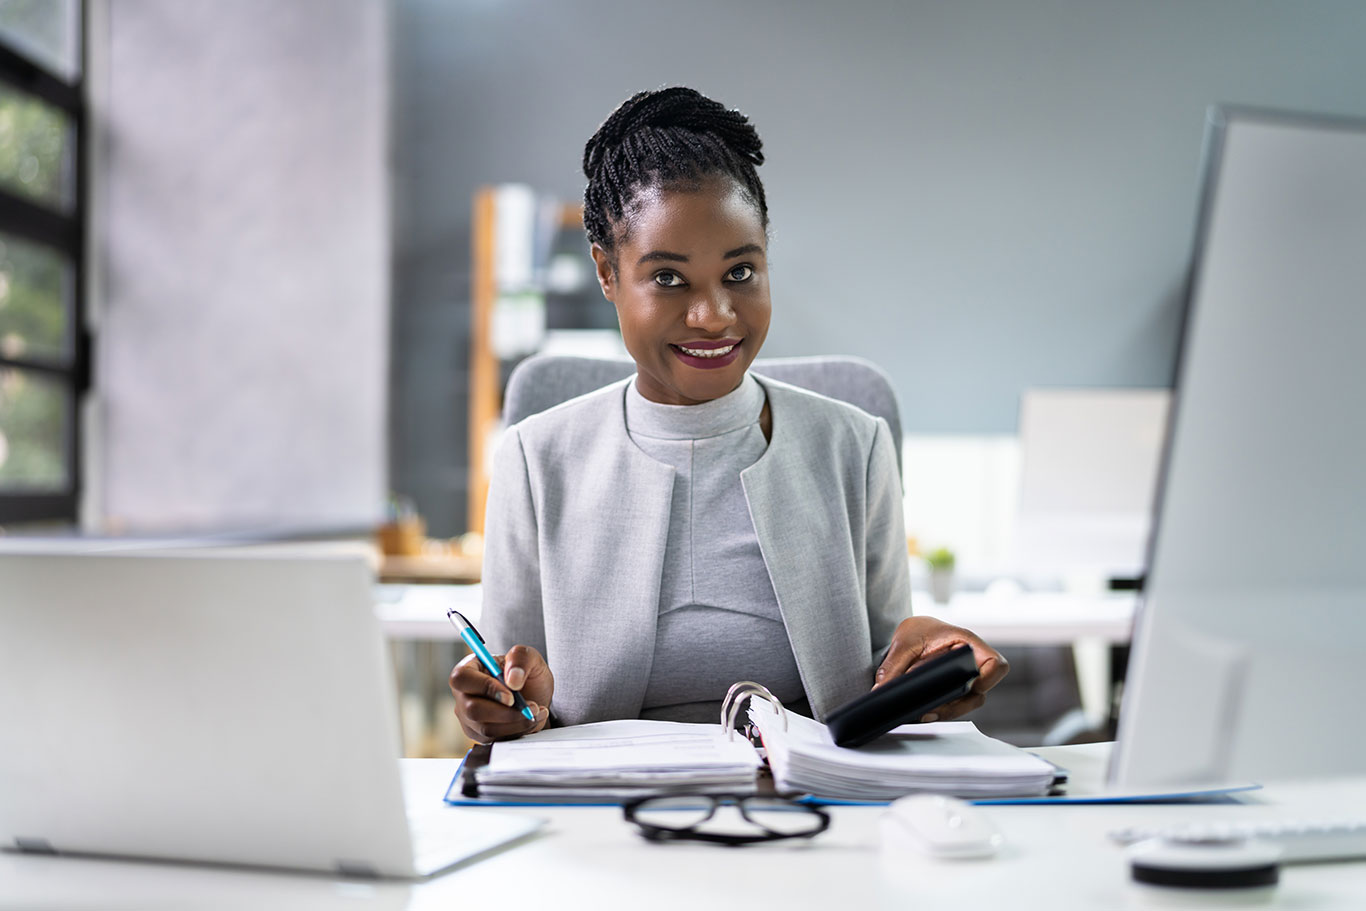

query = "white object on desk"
[[884, 794, 1004, 858], [1111, 818, 1366, 865], [1013, 387, 1170, 581]]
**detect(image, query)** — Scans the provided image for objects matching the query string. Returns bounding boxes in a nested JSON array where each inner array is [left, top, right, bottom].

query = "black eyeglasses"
[[623, 793, 830, 846]]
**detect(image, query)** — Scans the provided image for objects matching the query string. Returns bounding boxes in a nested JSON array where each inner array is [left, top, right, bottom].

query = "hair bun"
[[583, 86, 764, 179]]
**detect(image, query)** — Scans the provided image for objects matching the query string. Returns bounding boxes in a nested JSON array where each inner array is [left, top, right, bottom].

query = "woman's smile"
[[671, 338, 743, 368]]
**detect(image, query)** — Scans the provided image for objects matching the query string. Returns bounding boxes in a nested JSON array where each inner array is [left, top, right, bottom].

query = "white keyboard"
[[1109, 819, 1366, 864]]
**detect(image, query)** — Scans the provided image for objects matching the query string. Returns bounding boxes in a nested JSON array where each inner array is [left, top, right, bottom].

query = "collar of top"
[[625, 372, 764, 441]]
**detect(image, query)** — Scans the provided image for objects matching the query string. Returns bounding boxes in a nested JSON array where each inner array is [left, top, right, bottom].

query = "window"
[[0, 1, 85, 523]]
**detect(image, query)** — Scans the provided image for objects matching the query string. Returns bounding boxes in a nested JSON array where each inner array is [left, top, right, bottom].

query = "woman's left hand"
[[873, 616, 1010, 721]]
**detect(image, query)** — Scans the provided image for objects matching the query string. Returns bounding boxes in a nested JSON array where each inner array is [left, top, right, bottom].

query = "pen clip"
[[446, 609, 484, 644]]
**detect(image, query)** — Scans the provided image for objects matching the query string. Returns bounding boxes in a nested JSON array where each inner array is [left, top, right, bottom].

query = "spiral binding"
[[720, 681, 787, 742]]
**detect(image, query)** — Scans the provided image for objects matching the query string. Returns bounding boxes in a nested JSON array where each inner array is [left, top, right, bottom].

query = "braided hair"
[[582, 87, 768, 261]]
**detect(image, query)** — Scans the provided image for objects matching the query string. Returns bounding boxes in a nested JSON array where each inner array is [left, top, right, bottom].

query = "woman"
[[450, 87, 1008, 743]]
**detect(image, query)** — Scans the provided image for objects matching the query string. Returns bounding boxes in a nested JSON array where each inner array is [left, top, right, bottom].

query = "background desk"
[[3, 744, 1363, 909], [375, 585, 1137, 742], [377, 551, 481, 585], [921, 591, 1135, 734], [373, 585, 1137, 644]]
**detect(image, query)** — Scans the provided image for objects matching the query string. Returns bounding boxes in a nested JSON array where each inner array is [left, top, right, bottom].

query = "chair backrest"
[[502, 354, 902, 475]]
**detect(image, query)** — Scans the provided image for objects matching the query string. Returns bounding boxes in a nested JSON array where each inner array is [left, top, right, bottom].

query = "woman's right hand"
[[449, 645, 554, 743]]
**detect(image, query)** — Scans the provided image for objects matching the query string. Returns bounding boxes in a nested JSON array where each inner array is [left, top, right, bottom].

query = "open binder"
[[446, 682, 1057, 805]]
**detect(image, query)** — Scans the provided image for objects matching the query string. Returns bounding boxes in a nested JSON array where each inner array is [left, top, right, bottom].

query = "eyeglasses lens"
[[632, 797, 715, 831], [740, 798, 826, 836], [633, 796, 824, 839]]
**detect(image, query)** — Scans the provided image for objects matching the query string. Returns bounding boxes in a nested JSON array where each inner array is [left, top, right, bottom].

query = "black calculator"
[[825, 644, 980, 748]]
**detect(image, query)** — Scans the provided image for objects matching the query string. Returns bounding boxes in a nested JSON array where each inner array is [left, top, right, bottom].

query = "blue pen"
[[446, 609, 536, 722]]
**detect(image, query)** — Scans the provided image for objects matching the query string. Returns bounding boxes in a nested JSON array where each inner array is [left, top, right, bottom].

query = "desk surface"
[[3, 745, 1363, 910], [374, 584, 1137, 645]]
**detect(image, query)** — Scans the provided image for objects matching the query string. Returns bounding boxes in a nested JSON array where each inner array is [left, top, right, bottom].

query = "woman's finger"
[[874, 622, 929, 685], [971, 653, 1010, 694], [461, 704, 549, 743], [449, 653, 516, 705], [460, 693, 535, 725]]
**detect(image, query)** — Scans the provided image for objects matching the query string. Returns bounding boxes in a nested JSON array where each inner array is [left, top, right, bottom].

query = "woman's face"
[[591, 177, 770, 406]]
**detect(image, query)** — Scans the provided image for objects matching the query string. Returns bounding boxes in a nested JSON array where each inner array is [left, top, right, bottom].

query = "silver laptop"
[[0, 549, 539, 878]]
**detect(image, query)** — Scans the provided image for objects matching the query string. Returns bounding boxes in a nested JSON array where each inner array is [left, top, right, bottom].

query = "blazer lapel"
[[740, 382, 874, 720], [546, 381, 675, 723]]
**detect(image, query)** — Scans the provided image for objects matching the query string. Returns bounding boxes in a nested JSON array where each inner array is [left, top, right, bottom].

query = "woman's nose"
[[686, 291, 736, 333]]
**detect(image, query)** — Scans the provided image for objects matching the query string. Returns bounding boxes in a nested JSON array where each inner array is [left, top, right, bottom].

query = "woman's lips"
[[670, 339, 742, 370]]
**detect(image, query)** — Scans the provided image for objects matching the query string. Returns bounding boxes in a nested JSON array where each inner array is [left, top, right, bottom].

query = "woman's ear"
[[590, 243, 616, 303]]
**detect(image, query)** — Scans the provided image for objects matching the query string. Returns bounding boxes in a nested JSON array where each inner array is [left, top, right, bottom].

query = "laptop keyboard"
[[406, 808, 542, 873]]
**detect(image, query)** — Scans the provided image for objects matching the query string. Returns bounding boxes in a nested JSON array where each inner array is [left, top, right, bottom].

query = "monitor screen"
[[1014, 388, 1170, 583], [1111, 107, 1366, 787]]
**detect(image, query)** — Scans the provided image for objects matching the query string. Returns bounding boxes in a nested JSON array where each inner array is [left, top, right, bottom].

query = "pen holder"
[[377, 516, 426, 556]]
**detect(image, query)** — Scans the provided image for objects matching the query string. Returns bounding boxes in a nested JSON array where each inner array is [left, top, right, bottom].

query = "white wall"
[[89, 0, 390, 533]]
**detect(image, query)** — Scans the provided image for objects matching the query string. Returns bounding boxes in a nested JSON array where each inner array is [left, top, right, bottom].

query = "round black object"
[[1131, 859, 1279, 889], [1127, 837, 1281, 890]]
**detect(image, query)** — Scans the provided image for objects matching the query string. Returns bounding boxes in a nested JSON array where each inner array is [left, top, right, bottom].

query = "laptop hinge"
[[14, 837, 57, 854], [335, 860, 381, 879]]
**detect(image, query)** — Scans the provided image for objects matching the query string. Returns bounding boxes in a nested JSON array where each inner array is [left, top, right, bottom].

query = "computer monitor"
[[1111, 106, 1366, 788], [1014, 388, 1170, 583]]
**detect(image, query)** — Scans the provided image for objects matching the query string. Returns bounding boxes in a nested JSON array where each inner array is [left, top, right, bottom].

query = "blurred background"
[[2, 0, 1364, 753]]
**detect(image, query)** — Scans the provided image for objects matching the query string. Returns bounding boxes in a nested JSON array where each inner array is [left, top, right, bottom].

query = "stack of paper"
[[749, 702, 1056, 800], [474, 719, 763, 802]]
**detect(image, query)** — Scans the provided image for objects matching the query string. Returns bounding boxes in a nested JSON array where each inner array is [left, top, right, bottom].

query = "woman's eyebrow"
[[724, 243, 764, 259], [637, 250, 688, 265], [636, 244, 765, 266]]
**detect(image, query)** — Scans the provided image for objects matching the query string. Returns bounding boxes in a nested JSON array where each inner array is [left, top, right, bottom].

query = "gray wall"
[[92, 0, 390, 532], [392, 0, 1366, 535]]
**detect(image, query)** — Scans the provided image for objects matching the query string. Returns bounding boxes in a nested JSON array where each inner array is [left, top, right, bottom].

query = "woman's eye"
[[727, 264, 754, 282], [654, 271, 684, 287]]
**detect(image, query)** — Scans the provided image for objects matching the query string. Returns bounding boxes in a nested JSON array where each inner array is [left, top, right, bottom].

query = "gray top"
[[625, 375, 809, 722]]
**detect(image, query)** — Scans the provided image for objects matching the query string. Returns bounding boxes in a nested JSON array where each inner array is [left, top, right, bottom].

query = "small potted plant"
[[925, 546, 956, 605]]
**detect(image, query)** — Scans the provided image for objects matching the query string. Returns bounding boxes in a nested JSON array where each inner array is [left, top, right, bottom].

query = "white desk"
[[374, 585, 1137, 645], [914, 590, 1136, 645], [374, 583, 485, 641], [2, 745, 1363, 909]]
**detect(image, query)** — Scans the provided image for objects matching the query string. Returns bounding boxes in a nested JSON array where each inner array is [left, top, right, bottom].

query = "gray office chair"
[[502, 353, 903, 475]]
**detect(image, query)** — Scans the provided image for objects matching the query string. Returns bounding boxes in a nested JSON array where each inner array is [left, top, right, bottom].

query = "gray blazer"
[[480, 374, 913, 724]]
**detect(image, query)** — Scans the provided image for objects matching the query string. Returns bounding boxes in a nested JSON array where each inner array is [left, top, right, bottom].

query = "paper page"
[[748, 701, 1055, 798], [754, 706, 1049, 772], [482, 719, 762, 777]]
